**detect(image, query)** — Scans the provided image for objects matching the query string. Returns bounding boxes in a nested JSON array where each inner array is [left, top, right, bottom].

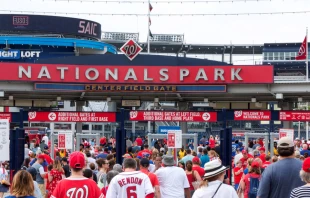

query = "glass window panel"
[[82, 124, 89, 130], [54, 124, 71, 130], [274, 52, 279, 60], [285, 52, 290, 60], [30, 123, 50, 127], [268, 52, 273, 60], [264, 53, 267, 60], [92, 125, 103, 131], [279, 52, 284, 60]]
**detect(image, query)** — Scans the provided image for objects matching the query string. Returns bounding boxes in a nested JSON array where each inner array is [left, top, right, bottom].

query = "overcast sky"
[[2, 0, 310, 45]]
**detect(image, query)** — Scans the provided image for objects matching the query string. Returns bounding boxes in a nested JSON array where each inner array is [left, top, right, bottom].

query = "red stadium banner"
[[28, 112, 116, 122], [58, 134, 66, 148], [0, 113, 11, 122], [234, 110, 271, 121], [279, 111, 310, 121], [129, 111, 217, 122], [0, 63, 273, 84]]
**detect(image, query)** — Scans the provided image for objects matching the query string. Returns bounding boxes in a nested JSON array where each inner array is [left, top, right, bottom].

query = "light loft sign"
[[0, 50, 41, 59], [0, 63, 274, 84]]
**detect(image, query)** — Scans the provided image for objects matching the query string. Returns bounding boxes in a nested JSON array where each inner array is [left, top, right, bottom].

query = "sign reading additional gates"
[[129, 111, 217, 122], [279, 128, 294, 142], [0, 119, 10, 161], [167, 130, 182, 148], [58, 131, 73, 150], [0, 113, 11, 122], [28, 112, 116, 122], [279, 111, 310, 121], [120, 39, 142, 61], [234, 110, 271, 121]]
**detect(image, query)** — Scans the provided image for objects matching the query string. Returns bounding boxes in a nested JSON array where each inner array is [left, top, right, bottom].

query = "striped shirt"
[[290, 185, 310, 198]]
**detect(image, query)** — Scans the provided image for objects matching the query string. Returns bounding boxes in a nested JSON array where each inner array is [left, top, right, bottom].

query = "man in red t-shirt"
[[51, 151, 103, 198], [135, 136, 143, 146], [137, 144, 152, 158], [259, 147, 266, 163], [262, 155, 271, 169], [240, 150, 254, 169], [140, 158, 160, 198], [192, 157, 205, 178], [233, 160, 243, 190]]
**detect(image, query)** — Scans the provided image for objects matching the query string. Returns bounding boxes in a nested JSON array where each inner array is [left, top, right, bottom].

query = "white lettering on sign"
[[231, 68, 243, 81], [19, 66, 31, 78], [159, 69, 169, 81], [144, 68, 153, 81], [214, 69, 224, 81], [17, 65, 246, 82], [21, 51, 41, 58], [57, 67, 68, 80], [180, 69, 189, 81], [195, 68, 208, 81], [0, 51, 18, 58], [125, 68, 137, 80], [106, 68, 118, 80], [38, 66, 51, 79], [78, 21, 98, 36], [85, 68, 99, 80]]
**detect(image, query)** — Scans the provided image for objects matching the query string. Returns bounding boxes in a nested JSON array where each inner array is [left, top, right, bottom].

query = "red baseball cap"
[[242, 150, 247, 154], [259, 147, 265, 151], [69, 151, 86, 169], [251, 161, 260, 168], [302, 157, 310, 173], [192, 157, 200, 164]]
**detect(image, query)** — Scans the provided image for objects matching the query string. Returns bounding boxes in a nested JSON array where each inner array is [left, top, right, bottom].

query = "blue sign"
[[0, 50, 41, 60], [158, 126, 181, 134], [0, 50, 20, 59]]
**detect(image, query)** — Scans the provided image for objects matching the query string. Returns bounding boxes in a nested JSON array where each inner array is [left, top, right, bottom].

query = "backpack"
[[97, 172, 107, 189], [248, 176, 260, 198]]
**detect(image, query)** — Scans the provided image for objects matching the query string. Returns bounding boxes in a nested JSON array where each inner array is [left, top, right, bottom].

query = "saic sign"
[[0, 50, 40, 59]]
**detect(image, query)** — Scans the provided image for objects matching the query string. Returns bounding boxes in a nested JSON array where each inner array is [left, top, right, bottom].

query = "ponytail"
[[185, 160, 193, 172]]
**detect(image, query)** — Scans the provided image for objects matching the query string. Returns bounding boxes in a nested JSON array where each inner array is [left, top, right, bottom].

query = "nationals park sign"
[[0, 63, 273, 84]]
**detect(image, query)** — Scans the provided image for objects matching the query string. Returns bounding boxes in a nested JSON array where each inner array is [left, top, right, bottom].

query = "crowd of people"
[[0, 134, 309, 197]]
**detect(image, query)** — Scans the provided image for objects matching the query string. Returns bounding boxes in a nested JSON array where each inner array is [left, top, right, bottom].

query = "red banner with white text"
[[0, 113, 11, 122], [0, 63, 274, 84], [28, 112, 116, 122], [279, 111, 310, 121], [234, 110, 271, 121], [129, 111, 217, 122]]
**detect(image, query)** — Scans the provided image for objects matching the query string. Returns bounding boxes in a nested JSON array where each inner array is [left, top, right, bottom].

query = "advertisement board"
[[0, 14, 101, 40], [129, 111, 217, 122], [234, 110, 271, 121], [0, 113, 11, 122], [279, 128, 294, 141], [0, 119, 10, 161], [58, 131, 73, 150], [158, 126, 181, 134], [167, 130, 182, 148], [279, 111, 310, 121], [28, 112, 116, 122], [1, 63, 274, 84]]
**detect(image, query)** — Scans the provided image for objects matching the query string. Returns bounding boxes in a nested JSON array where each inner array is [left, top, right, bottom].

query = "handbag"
[[191, 171, 200, 190]]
